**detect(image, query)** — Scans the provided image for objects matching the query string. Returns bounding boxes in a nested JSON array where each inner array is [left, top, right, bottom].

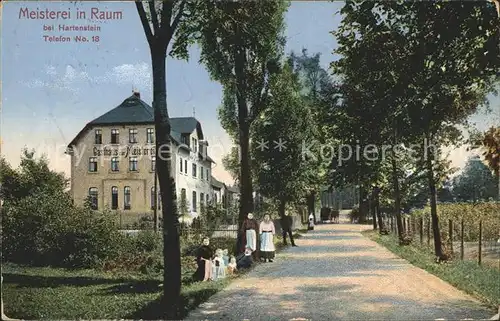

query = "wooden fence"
[[383, 215, 500, 269]]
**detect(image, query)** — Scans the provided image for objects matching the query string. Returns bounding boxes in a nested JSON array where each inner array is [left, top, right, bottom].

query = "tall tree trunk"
[[425, 135, 444, 260], [152, 47, 181, 318], [234, 45, 254, 254], [307, 191, 316, 222], [375, 187, 384, 230], [390, 152, 404, 240], [370, 190, 377, 229], [359, 185, 369, 222], [495, 167, 500, 201], [278, 198, 286, 218]]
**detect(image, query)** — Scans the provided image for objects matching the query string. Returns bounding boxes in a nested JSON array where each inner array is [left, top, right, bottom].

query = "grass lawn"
[[3, 229, 305, 320], [362, 230, 500, 309]]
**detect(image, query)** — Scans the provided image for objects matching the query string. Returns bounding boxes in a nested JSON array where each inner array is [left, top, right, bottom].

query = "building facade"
[[66, 92, 214, 217]]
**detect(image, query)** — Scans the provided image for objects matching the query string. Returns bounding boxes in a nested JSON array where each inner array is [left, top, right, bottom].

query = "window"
[[181, 188, 186, 202], [201, 166, 204, 180], [179, 158, 183, 173], [124, 186, 131, 210], [129, 128, 138, 143], [184, 160, 188, 174], [111, 186, 118, 210], [214, 194, 218, 203], [89, 187, 98, 210], [181, 135, 189, 145], [158, 192, 161, 210], [206, 168, 209, 181], [95, 129, 102, 144], [206, 194, 209, 203], [200, 193, 204, 206], [88, 157, 97, 172], [191, 137, 198, 152], [192, 163, 197, 177], [111, 129, 119, 144], [111, 157, 119, 172], [151, 187, 156, 209], [192, 191, 197, 212], [151, 156, 156, 172], [129, 157, 138, 171], [147, 128, 154, 144]]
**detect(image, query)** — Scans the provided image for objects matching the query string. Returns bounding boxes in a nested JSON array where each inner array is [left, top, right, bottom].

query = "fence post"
[[478, 219, 482, 266], [419, 217, 423, 245], [390, 216, 394, 233], [427, 216, 431, 247], [460, 218, 464, 261], [448, 219, 453, 255], [412, 217, 416, 236]]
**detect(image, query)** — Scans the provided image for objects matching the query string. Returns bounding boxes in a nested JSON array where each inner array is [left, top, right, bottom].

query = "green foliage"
[[1, 152, 126, 269], [411, 202, 500, 241], [452, 156, 498, 202], [252, 63, 314, 206], [0, 149, 68, 203]]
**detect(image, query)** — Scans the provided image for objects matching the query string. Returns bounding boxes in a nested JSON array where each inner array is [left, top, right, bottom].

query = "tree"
[[135, 1, 194, 317], [332, 0, 499, 259], [175, 0, 288, 253], [221, 145, 241, 184], [452, 156, 497, 202], [288, 49, 334, 220], [474, 126, 500, 200], [252, 63, 314, 217]]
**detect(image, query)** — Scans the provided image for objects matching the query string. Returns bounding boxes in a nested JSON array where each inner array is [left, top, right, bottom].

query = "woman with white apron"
[[259, 214, 276, 262]]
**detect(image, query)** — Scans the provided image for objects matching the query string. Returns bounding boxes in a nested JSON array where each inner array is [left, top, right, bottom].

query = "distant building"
[[66, 92, 214, 217], [210, 176, 239, 209]]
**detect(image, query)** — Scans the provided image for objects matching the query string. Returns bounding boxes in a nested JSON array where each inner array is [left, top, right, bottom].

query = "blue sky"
[[1, 1, 498, 183]]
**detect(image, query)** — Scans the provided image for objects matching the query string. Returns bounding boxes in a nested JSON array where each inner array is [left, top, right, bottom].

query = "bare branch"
[[136, 1, 153, 44], [149, 1, 160, 33]]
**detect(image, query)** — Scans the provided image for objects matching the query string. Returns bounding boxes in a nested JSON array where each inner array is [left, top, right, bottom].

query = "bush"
[[399, 233, 413, 246], [2, 189, 125, 269]]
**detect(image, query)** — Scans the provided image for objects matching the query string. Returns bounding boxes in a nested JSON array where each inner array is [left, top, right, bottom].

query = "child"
[[227, 256, 237, 275]]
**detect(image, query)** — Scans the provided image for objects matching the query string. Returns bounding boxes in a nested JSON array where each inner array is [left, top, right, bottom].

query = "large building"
[[66, 92, 215, 217]]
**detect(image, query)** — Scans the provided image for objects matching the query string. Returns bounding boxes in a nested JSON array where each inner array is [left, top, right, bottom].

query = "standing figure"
[[212, 249, 226, 281], [308, 213, 315, 230], [240, 213, 258, 258], [281, 211, 297, 247], [193, 237, 214, 282], [259, 214, 276, 262]]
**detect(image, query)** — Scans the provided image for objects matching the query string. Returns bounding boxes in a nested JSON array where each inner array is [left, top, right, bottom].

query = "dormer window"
[[181, 135, 189, 145]]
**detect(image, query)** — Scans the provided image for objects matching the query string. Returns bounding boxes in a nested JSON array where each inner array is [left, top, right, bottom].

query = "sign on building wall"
[[92, 145, 155, 158]]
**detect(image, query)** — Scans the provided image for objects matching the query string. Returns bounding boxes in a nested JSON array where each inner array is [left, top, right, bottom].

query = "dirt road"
[[186, 223, 493, 320]]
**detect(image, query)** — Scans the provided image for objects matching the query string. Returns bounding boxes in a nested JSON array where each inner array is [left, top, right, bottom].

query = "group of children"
[[194, 236, 259, 282]]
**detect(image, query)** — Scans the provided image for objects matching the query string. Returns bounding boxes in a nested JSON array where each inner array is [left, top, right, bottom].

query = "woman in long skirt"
[[259, 214, 276, 262]]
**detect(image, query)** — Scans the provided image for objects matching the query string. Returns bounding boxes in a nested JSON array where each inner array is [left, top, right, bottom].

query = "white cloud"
[[22, 62, 151, 94], [96, 62, 151, 91]]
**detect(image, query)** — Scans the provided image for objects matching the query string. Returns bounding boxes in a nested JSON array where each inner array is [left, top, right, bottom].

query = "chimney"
[[133, 90, 140, 99]]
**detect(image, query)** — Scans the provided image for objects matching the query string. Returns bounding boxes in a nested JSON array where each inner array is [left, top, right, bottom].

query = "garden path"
[[186, 220, 493, 320]]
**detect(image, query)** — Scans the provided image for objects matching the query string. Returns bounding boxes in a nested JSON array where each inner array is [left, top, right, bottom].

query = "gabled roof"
[[66, 94, 213, 162], [211, 176, 224, 189]]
